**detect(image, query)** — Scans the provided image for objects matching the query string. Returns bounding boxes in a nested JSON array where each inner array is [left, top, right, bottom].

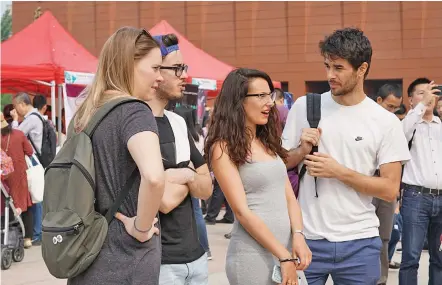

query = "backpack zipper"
[[72, 159, 95, 190], [42, 222, 83, 235], [46, 161, 95, 191]]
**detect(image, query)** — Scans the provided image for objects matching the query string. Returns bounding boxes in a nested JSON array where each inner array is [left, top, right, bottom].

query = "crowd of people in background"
[[1, 25, 441, 285]]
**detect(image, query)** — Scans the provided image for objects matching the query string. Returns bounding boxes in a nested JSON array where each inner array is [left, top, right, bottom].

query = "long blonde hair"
[[75, 27, 159, 131]]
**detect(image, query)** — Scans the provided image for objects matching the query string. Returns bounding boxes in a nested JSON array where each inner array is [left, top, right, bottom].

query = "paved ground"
[[1, 222, 429, 285]]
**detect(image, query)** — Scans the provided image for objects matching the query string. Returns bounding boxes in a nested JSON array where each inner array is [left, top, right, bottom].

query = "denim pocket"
[[401, 190, 422, 223]]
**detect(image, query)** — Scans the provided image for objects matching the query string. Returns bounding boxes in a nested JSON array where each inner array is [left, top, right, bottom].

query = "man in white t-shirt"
[[282, 27, 411, 285]]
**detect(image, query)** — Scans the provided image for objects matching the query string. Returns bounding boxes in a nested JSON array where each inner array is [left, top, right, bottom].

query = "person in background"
[[371, 83, 403, 285], [395, 104, 407, 121], [3, 104, 14, 124], [10, 92, 44, 246], [275, 88, 289, 132], [399, 78, 441, 285], [436, 96, 442, 118], [206, 68, 311, 285], [1, 112, 34, 248]]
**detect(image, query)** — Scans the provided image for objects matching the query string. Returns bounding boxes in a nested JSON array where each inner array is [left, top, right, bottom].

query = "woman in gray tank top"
[[205, 68, 312, 285]]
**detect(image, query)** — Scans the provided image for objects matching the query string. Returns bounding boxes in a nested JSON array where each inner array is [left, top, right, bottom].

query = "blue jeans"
[[192, 197, 210, 252], [399, 186, 442, 285], [159, 253, 208, 285], [388, 213, 403, 261], [31, 202, 42, 241], [305, 237, 382, 285]]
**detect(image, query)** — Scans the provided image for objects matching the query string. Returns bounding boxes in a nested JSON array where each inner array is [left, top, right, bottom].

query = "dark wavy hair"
[[204, 68, 287, 167]]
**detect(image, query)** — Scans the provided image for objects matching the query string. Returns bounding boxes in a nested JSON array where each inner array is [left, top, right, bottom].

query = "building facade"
[[12, 1, 442, 100]]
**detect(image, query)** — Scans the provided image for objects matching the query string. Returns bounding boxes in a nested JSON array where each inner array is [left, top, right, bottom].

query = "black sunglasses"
[[135, 29, 150, 44], [160, 64, 189, 77]]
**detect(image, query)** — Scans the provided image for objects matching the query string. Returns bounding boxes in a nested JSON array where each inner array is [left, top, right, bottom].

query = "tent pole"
[[50, 81, 56, 124], [57, 84, 63, 146], [33, 80, 53, 87]]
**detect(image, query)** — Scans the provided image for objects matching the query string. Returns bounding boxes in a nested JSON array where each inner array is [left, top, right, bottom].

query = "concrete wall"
[[12, 1, 442, 100]]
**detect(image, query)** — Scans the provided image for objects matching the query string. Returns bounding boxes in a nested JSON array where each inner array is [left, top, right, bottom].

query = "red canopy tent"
[[1, 11, 98, 95], [149, 20, 281, 98]]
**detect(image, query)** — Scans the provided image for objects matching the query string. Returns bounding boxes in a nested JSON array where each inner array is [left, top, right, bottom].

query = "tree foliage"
[[1, 8, 12, 42]]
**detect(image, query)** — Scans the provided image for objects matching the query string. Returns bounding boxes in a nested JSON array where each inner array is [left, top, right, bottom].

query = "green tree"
[[1, 8, 12, 42]]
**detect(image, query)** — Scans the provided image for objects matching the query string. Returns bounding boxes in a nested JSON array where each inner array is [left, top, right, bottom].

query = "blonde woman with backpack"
[[42, 27, 166, 285]]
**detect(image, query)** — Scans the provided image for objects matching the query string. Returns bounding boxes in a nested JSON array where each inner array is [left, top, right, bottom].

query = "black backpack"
[[28, 113, 57, 168]]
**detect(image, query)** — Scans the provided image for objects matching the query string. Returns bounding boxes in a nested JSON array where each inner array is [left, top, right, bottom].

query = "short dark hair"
[[274, 88, 284, 100], [14, 92, 32, 105], [33, 94, 47, 110], [395, 104, 407, 115], [161, 33, 179, 48], [319, 27, 372, 77], [376, 84, 402, 101], [407, 78, 431, 97]]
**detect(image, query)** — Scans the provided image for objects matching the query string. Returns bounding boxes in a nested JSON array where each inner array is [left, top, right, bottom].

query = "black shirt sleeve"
[[188, 131, 205, 169], [119, 102, 158, 146]]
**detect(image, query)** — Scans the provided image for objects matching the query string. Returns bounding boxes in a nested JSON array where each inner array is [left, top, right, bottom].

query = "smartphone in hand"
[[272, 265, 309, 284]]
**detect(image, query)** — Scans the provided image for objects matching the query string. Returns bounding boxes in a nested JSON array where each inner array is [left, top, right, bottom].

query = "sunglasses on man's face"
[[159, 64, 189, 77]]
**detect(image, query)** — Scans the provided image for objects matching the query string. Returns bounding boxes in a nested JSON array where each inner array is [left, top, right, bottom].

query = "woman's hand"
[[115, 213, 159, 243], [292, 233, 312, 271], [280, 261, 298, 285]]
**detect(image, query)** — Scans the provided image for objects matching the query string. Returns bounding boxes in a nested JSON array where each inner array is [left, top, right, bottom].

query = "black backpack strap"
[[83, 97, 151, 137], [298, 93, 322, 197], [27, 113, 45, 157], [408, 129, 416, 150], [105, 168, 139, 223]]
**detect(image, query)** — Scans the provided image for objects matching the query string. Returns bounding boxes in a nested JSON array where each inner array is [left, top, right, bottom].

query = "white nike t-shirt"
[[282, 92, 410, 242]]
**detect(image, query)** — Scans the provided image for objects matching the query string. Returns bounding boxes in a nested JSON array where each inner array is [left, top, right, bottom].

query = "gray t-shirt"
[[68, 101, 161, 285]]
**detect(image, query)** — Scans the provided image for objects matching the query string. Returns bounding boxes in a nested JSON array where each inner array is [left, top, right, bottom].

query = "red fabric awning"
[[1, 11, 97, 95]]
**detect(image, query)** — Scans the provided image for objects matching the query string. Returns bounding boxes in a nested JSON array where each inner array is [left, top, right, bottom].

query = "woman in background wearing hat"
[[1, 112, 34, 248]]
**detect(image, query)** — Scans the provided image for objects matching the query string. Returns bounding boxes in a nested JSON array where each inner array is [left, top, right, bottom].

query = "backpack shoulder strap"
[[408, 129, 416, 150], [105, 168, 139, 223], [29, 112, 45, 124], [299, 93, 322, 197], [83, 97, 150, 137], [306, 93, 322, 129]]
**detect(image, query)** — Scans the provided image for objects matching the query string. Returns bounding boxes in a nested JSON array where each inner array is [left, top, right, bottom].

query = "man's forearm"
[[286, 147, 309, 169], [159, 182, 189, 214], [188, 172, 212, 200], [336, 167, 399, 202]]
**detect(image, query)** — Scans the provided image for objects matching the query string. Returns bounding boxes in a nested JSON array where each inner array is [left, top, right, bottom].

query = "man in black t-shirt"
[[149, 34, 212, 285]]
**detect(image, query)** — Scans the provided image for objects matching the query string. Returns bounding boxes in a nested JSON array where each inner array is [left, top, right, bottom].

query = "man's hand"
[[292, 234, 312, 271], [422, 81, 440, 107], [304, 152, 344, 179], [10, 109, 19, 121], [165, 168, 195, 185], [299, 128, 321, 154]]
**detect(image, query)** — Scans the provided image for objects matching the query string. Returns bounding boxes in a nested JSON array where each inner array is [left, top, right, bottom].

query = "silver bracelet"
[[293, 230, 305, 237], [133, 217, 152, 233]]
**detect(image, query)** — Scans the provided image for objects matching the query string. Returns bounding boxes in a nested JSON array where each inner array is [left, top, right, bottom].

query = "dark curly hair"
[[204, 68, 287, 168], [319, 27, 372, 78]]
